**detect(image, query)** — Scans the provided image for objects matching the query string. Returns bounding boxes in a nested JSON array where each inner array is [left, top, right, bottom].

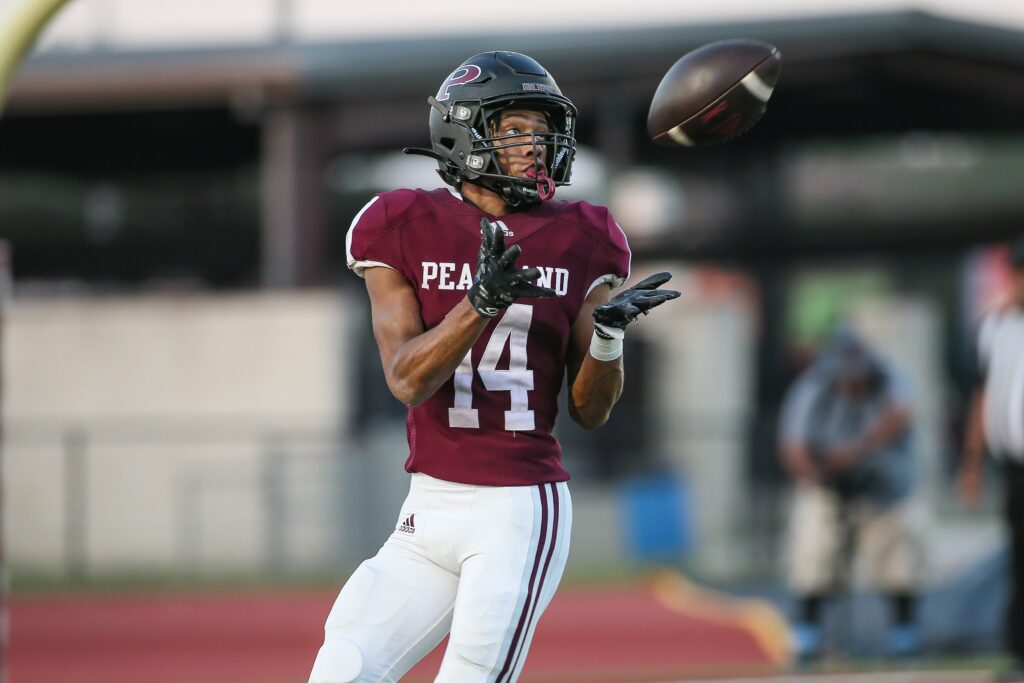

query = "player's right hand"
[[467, 217, 555, 318]]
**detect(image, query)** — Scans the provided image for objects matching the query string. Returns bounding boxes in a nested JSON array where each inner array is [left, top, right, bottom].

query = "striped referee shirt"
[[979, 306, 1024, 462]]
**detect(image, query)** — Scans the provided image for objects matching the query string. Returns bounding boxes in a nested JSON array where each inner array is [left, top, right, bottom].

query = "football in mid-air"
[[647, 39, 781, 147]]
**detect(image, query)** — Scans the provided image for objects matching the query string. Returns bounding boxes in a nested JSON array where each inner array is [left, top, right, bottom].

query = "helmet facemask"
[[430, 96, 576, 208], [474, 103, 575, 206]]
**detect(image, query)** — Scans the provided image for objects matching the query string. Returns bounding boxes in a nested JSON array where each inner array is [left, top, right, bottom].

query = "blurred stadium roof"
[[2, 10, 1024, 282], [9, 11, 1024, 132]]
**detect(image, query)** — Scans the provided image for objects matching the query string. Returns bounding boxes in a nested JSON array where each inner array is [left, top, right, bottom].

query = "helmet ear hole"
[[439, 137, 456, 151]]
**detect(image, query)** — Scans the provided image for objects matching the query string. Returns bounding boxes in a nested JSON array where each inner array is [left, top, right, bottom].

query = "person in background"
[[959, 234, 1024, 682], [778, 327, 922, 662]]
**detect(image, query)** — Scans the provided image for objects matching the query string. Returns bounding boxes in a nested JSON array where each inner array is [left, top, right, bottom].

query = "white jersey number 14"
[[448, 303, 535, 431]]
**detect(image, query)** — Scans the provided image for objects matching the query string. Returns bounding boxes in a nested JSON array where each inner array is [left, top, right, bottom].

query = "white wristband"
[[589, 324, 624, 361]]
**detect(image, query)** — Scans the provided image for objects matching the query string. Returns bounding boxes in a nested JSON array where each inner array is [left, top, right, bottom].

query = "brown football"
[[647, 39, 781, 147]]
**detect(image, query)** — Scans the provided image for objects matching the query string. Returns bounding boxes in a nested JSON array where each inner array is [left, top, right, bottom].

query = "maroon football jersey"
[[346, 188, 630, 486]]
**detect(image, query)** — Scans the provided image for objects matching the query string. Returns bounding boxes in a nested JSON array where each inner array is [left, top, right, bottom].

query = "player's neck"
[[459, 182, 510, 217]]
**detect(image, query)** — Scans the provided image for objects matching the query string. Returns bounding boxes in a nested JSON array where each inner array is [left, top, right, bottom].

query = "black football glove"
[[467, 217, 556, 318], [592, 271, 680, 337]]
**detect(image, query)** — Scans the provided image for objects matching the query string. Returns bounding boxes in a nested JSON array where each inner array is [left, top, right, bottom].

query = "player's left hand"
[[592, 272, 680, 336]]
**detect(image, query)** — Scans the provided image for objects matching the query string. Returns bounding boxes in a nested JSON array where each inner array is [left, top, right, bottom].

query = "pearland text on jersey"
[[420, 261, 570, 296]]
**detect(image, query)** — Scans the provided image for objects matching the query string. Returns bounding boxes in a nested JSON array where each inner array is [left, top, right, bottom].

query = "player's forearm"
[[387, 298, 489, 406], [569, 355, 623, 429]]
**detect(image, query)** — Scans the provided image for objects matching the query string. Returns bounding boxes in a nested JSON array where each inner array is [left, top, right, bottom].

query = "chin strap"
[[500, 183, 527, 209]]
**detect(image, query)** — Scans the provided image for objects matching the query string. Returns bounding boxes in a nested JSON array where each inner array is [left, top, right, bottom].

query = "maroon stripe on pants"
[[495, 484, 548, 682], [507, 483, 560, 679]]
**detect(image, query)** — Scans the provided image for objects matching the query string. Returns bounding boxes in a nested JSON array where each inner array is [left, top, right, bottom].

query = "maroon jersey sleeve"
[[585, 207, 632, 297], [345, 194, 404, 278]]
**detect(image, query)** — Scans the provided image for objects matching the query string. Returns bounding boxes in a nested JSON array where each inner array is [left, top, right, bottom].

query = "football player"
[[310, 51, 679, 682]]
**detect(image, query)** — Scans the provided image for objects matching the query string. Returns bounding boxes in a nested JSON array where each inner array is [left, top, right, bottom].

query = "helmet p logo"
[[436, 65, 482, 102]]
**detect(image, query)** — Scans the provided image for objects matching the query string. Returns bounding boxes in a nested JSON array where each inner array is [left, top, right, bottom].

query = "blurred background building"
[[2, 0, 1024, 658]]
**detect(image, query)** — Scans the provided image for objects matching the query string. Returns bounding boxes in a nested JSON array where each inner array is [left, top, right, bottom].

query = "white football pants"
[[309, 473, 572, 683]]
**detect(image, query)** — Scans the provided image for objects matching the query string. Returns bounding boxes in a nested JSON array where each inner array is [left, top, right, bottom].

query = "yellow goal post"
[[0, 6, 75, 682], [0, 0, 74, 115]]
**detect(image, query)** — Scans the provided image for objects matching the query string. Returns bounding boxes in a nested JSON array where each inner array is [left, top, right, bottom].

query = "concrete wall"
[[4, 290, 350, 575], [2, 280, 762, 580], [7, 291, 345, 420], [629, 263, 758, 580]]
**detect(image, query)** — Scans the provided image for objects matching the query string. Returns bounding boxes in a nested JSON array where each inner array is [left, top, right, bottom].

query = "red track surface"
[[10, 582, 775, 683]]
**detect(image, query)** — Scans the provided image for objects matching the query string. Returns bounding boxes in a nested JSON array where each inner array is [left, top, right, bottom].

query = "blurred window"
[[784, 133, 1024, 233]]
